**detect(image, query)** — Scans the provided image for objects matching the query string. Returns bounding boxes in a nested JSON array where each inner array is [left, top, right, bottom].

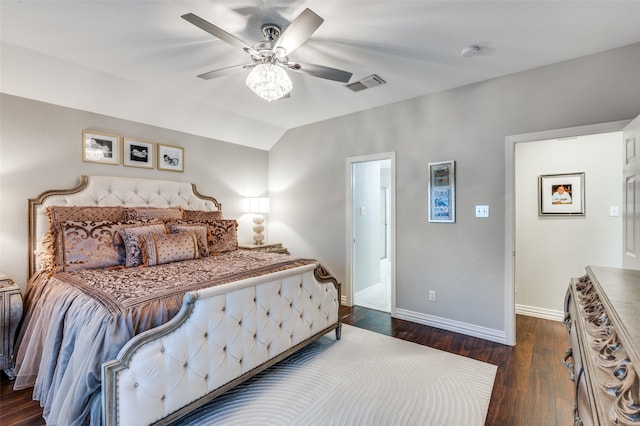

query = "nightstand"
[[0, 273, 23, 379], [238, 242, 289, 254]]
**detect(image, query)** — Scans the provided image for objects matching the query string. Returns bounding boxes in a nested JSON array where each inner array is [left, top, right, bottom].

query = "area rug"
[[174, 324, 497, 426]]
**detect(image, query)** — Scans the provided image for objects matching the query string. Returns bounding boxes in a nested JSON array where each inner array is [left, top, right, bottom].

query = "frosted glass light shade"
[[245, 64, 292, 102]]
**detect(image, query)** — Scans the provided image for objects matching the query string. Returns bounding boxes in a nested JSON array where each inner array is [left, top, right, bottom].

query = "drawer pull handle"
[[563, 348, 575, 382], [573, 404, 583, 426], [564, 313, 572, 333]]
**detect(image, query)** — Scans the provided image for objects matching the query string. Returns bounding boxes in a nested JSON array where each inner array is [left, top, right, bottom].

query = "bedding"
[[14, 250, 316, 425], [16, 176, 340, 426]]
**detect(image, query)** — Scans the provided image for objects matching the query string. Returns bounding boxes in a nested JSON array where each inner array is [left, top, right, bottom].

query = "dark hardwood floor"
[[0, 306, 574, 426]]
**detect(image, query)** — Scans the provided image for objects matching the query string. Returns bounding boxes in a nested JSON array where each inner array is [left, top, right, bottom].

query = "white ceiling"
[[2, 1, 640, 150]]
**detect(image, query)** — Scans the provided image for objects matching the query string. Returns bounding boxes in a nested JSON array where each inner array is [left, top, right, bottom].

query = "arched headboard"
[[28, 175, 222, 277]]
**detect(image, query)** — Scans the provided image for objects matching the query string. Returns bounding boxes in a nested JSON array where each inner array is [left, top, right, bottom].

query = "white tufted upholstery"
[[29, 175, 221, 274], [103, 264, 340, 426]]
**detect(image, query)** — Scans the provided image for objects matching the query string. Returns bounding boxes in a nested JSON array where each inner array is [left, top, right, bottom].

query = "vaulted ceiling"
[[2, 1, 640, 150]]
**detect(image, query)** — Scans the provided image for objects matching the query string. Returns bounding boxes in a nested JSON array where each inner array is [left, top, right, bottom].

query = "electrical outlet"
[[429, 290, 436, 302], [475, 205, 489, 218]]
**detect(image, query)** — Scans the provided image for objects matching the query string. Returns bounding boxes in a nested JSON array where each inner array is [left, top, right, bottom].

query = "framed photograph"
[[158, 144, 184, 172], [428, 160, 455, 223], [123, 138, 154, 168], [82, 130, 120, 165], [539, 172, 585, 216]]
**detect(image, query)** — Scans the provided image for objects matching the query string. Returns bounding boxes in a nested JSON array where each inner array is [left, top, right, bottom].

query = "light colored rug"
[[174, 324, 497, 426]]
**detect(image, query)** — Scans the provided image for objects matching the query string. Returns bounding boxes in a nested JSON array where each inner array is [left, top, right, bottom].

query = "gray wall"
[[0, 94, 269, 288], [268, 42, 640, 334]]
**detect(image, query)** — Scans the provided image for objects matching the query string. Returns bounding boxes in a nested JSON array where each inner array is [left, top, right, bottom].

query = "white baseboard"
[[393, 308, 507, 345], [515, 304, 564, 322]]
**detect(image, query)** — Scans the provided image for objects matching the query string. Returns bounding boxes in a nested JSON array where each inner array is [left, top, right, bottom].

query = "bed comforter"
[[13, 250, 315, 426]]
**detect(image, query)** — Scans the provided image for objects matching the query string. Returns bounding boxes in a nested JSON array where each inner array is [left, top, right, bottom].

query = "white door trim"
[[504, 119, 629, 346], [345, 152, 396, 314]]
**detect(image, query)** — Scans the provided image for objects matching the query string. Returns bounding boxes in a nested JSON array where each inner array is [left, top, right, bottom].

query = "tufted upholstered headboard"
[[28, 175, 222, 277]]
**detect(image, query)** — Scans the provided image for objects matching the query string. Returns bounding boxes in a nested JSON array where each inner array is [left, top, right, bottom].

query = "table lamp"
[[246, 197, 270, 245]]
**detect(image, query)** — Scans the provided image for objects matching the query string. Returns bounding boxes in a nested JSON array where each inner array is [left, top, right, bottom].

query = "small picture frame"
[[82, 130, 120, 165], [538, 172, 585, 216], [428, 160, 455, 223], [158, 144, 184, 172], [123, 138, 154, 169]]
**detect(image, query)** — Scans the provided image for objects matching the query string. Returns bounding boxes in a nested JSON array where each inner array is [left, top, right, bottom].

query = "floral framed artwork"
[[539, 172, 585, 216], [158, 144, 184, 172], [123, 138, 154, 168], [428, 160, 455, 223], [82, 130, 120, 165]]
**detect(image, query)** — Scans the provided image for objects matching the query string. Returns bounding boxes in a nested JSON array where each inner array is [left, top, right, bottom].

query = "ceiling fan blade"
[[274, 8, 323, 55], [197, 64, 255, 80], [182, 13, 259, 55], [288, 62, 352, 83]]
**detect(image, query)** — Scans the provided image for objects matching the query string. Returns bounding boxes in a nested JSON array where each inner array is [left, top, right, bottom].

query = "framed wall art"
[[123, 137, 154, 169], [428, 160, 455, 223], [538, 172, 585, 216], [82, 130, 120, 165], [158, 144, 184, 172]]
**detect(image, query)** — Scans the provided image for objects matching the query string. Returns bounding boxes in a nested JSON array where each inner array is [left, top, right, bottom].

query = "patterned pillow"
[[119, 224, 168, 267], [47, 206, 126, 225], [140, 231, 200, 266], [167, 224, 209, 257], [124, 207, 184, 222], [60, 220, 128, 271], [207, 219, 239, 254], [183, 210, 223, 222], [45, 206, 127, 272]]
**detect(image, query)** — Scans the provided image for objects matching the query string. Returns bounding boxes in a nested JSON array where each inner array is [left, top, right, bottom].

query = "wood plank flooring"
[[0, 306, 574, 425]]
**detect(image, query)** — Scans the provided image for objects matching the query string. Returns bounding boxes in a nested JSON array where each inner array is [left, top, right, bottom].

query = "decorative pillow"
[[36, 232, 58, 274], [47, 206, 126, 225], [140, 231, 200, 266], [124, 207, 185, 222], [207, 219, 239, 254], [183, 210, 223, 222], [119, 224, 167, 267], [46, 206, 127, 271], [167, 224, 209, 257], [60, 220, 129, 271]]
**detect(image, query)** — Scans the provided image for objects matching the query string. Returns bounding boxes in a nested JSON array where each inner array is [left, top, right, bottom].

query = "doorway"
[[346, 152, 395, 313], [505, 120, 630, 345]]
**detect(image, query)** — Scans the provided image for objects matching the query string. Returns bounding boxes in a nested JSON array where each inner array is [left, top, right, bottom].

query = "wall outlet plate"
[[475, 205, 489, 218]]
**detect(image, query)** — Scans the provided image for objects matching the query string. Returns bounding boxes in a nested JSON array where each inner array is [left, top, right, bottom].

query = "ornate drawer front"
[[565, 267, 640, 426]]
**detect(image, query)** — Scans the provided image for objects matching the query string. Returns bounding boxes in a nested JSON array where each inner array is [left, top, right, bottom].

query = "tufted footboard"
[[102, 263, 341, 426]]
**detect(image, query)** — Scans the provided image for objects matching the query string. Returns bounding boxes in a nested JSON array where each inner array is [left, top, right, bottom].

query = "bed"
[[13, 175, 341, 426]]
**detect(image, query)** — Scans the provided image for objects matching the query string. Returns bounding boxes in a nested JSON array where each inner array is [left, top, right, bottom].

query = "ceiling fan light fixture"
[[245, 63, 292, 102]]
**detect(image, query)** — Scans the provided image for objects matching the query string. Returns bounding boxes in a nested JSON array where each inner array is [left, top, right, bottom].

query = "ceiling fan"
[[181, 8, 353, 101]]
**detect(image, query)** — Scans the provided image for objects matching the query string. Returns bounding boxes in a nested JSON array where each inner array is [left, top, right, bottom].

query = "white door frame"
[[345, 152, 396, 313], [505, 120, 629, 345]]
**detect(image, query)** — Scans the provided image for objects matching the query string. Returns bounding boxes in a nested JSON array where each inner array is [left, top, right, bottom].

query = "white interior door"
[[623, 114, 640, 269]]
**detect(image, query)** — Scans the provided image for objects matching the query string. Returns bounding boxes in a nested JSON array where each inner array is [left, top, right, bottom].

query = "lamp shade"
[[247, 197, 270, 214], [245, 63, 292, 102]]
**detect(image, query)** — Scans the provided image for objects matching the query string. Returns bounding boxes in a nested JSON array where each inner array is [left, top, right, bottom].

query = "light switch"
[[475, 205, 489, 218], [360, 206, 366, 216], [610, 206, 619, 217]]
